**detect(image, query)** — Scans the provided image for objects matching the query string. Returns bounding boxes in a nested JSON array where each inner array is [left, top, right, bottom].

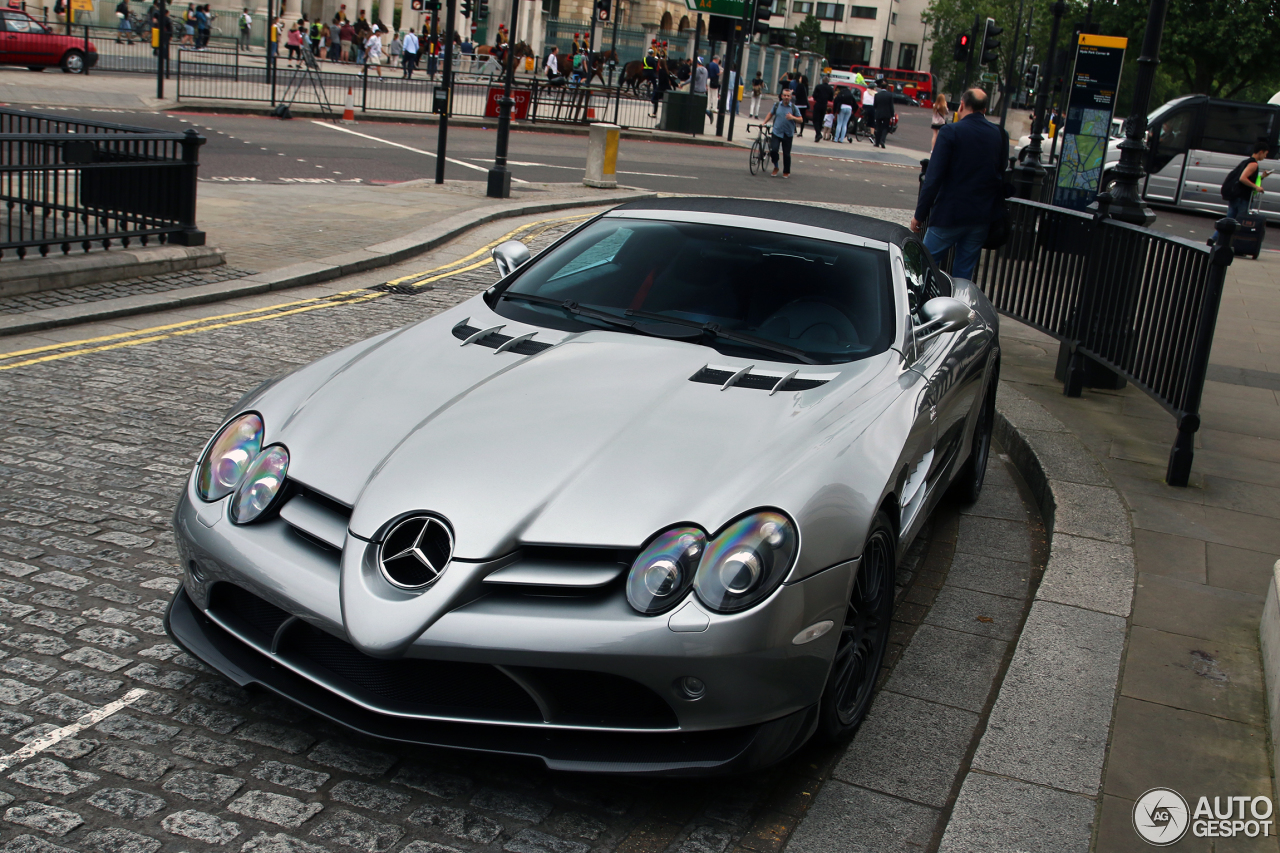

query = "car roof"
[[608, 197, 913, 246]]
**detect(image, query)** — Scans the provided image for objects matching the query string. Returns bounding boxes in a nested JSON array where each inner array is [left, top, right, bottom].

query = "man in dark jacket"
[[872, 84, 895, 148], [911, 88, 1005, 280], [810, 76, 834, 142]]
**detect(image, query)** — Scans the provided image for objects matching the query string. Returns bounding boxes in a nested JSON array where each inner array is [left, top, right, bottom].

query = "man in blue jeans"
[[1212, 141, 1270, 244], [910, 88, 1005, 280]]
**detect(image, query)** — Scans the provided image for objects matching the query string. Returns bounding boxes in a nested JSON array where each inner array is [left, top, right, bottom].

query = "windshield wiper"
[[624, 309, 818, 365], [498, 291, 639, 332]]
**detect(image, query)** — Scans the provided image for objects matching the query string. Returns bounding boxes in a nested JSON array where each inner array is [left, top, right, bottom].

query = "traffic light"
[[1024, 63, 1039, 93], [460, 0, 471, 16], [595, 0, 609, 22], [476, 0, 488, 18], [753, 0, 771, 36], [953, 32, 969, 62], [980, 17, 1002, 66], [423, 0, 439, 9]]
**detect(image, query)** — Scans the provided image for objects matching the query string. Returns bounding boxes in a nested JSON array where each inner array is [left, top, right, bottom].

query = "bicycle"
[[849, 113, 875, 143], [748, 123, 769, 175]]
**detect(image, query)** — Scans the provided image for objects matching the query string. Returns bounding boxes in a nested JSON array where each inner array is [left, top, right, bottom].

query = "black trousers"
[[769, 133, 792, 173], [874, 117, 890, 147]]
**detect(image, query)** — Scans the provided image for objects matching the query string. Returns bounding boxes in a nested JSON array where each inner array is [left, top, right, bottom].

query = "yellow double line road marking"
[[0, 213, 590, 373]]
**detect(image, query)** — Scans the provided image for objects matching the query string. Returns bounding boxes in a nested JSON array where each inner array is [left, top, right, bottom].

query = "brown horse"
[[585, 49, 616, 86]]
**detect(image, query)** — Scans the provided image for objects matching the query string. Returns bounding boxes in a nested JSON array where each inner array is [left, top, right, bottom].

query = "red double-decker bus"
[[849, 66, 937, 107]]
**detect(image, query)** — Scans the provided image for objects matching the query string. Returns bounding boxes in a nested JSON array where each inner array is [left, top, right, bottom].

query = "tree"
[[794, 13, 825, 56], [1096, 0, 1280, 108]]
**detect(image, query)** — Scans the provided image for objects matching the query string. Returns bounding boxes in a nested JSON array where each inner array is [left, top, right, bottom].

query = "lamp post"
[[1011, 0, 1064, 200], [486, 0, 520, 197], [155, 0, 168, 99], [434, 0, 456, 184], [1104, 0, 1167, 225]]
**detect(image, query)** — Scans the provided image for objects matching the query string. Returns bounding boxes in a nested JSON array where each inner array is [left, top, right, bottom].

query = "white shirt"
[[545, 52, 558, 74], [402, 30, 418, 54], [365, 33, 380, 57], [862, 88, 875, 106]]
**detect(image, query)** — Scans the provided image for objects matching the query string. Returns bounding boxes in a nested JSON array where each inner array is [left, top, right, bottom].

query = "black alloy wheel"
[[817, 511, 895, 740]]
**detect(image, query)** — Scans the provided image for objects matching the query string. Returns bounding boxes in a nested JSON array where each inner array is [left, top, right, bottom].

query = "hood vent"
[[452, 320, 553, 355], [690, 366, 830, 393]]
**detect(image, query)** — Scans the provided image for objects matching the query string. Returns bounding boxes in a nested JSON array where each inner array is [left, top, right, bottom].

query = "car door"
[[0, 11, 29, 65], [895, 242, 944, 541], [1143, 104, 1196, 202], [19, 13, 61, 65]]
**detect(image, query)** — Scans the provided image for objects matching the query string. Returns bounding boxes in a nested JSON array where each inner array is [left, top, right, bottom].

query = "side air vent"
[[690, 366, 830, 393], [452, 320, 553, 355]]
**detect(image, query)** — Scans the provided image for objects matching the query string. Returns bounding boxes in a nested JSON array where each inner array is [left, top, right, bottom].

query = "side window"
[[1148, 109, 1193, 172], [902, 241, 927, 318], [1201, 104, 1275, 156]]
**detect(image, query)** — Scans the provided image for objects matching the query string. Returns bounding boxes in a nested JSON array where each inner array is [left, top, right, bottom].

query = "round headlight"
[[694, 511, 798, 613], [626, 527, 706, 615], [229, 445, 289, 524], [196, 413, 263, 502]]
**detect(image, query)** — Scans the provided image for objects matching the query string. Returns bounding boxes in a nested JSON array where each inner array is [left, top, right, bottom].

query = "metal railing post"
[[1166, 217, 1235, 486], [361, 64, 369, 112], [171, 128, 206, 246], [612, 80, 620, 126], [83, 24, 90, 75]]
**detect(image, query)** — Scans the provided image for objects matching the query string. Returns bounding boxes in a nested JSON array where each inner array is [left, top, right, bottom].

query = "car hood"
[[261, 299, 895, 559]]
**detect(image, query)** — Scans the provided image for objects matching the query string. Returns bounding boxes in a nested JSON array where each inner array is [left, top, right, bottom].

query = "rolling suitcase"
[[1232, 192, 1267, 259]]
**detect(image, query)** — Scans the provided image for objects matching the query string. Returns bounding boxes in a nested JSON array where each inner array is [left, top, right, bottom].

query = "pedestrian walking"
[[792, 74, 809, 139], [833, 85, 856, 142], [194, 3, 208, 48], [930, 94, 949, 149], [777, 71, 790, 97], [766, 87, 802, 178], [750, 71, 763, 118], [860, 81, 876, 138], [650, 59, 672, 117], [810, 75, 833, 143], [286, 23, 302, 65], [544, 45, 561, 83], [364, 26, 382, 76], [911, 88, 1006, 281], [240, 8, 253, 49], [182, 3, 195, 46], [1213, 141, 1272, 244], [401, 27, 418, 77], [872, 82, 894, 148], [339, 19, 354, 61], [708, 54, 721, 107]]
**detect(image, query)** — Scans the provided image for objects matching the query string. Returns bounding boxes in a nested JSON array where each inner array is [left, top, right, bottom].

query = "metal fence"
[[0, 107, 205, 261], [174, 50, 664, 131], [972, 194, 1232, 486]]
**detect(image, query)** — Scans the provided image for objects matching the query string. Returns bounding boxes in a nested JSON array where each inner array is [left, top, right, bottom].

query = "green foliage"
[[794, 13, 825, 55]]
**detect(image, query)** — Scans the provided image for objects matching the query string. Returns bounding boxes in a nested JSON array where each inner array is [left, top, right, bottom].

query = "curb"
[[0, 190, 657, 338], [168, 102, 733, 147], [936, 381, 1136, 852], [1261, 560, 1280, 787], [0, 244, 225, 299]]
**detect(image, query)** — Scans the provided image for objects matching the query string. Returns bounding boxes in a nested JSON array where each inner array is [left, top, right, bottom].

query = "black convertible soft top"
[[609, 197, 913, 246]]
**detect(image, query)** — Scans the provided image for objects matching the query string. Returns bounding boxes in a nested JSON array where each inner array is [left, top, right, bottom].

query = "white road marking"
[[462, 157, 694, 179], [0, 688, 149, 772], [315, 121, 528, 182], [618, 170, 696, 178]]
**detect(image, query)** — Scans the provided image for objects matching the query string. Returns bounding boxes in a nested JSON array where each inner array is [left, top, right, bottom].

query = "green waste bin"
[[659, 91, 707, 134]]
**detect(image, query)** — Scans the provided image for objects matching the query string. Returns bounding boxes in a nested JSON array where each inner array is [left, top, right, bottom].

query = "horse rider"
[[642, 48, 657, 90]]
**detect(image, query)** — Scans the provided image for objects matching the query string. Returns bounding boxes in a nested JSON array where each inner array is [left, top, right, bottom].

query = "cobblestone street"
[[0, 218, 1044, 853]]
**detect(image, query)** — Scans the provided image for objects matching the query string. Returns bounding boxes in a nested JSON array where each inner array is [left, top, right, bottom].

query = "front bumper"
[[171, 483, 855, 773], [166, 586, 819, 775]]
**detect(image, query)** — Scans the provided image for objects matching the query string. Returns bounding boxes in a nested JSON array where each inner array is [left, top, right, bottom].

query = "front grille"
[[690, 366, 828, 392], [209, 583, 291, 644], [452, 322, 552, 355], [207, 583, 677, 729]]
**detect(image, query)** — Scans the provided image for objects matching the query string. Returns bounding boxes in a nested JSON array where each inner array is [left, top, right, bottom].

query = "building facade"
[[763, 0, 930, 73]]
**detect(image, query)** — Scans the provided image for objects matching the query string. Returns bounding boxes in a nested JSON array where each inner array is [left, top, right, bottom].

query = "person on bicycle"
[[860, 81, 877, 137], [766, 87, 802, 178]]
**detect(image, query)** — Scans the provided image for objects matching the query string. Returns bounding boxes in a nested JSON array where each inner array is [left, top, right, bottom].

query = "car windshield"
[[491, 218, 895, 364]]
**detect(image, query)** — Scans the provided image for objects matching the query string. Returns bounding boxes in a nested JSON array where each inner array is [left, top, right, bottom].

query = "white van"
[[1100, 95, 1280, 219]]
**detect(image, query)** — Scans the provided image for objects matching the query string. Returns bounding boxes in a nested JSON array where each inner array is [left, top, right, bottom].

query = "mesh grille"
[[208, 583, 291, 644], [452, 323, 552, 355]]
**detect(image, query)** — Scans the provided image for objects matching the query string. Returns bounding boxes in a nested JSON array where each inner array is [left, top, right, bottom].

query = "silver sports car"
[[167, 198, 1000, 775]]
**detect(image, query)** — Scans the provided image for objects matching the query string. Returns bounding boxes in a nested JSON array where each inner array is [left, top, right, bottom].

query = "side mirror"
[[914, 296, 972, 342], [492, 240, 531, 277]]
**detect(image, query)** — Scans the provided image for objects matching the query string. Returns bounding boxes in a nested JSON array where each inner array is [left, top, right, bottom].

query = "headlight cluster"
[[626, 511, 798, 616], [196, 413, 290, 525]]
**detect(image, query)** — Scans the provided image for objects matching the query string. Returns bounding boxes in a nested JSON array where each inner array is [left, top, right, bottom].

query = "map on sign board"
[[1057, 109, 1110, 190]]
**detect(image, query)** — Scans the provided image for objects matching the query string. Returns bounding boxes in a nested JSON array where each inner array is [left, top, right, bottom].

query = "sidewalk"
[[994, 247, 1280, 850]]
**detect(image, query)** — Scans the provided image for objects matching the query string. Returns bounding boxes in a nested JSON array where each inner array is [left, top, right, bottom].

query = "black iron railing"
[[0, 107, 205, 260], [174, 49, 664, 131], [972, 194, 1233, 486]]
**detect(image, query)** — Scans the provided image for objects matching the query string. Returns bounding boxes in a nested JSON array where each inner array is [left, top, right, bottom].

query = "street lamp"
[[1011, 0, 1064, 200], [1104, 0, 1168, 225], [487, 0, 520, 197]]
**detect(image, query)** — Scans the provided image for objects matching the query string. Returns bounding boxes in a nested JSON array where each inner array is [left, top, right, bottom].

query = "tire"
[[816, 510, 896, 741], [749, 139, 763, 175], [950, 374, 997, 504], [61, 50, 85, 73]]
